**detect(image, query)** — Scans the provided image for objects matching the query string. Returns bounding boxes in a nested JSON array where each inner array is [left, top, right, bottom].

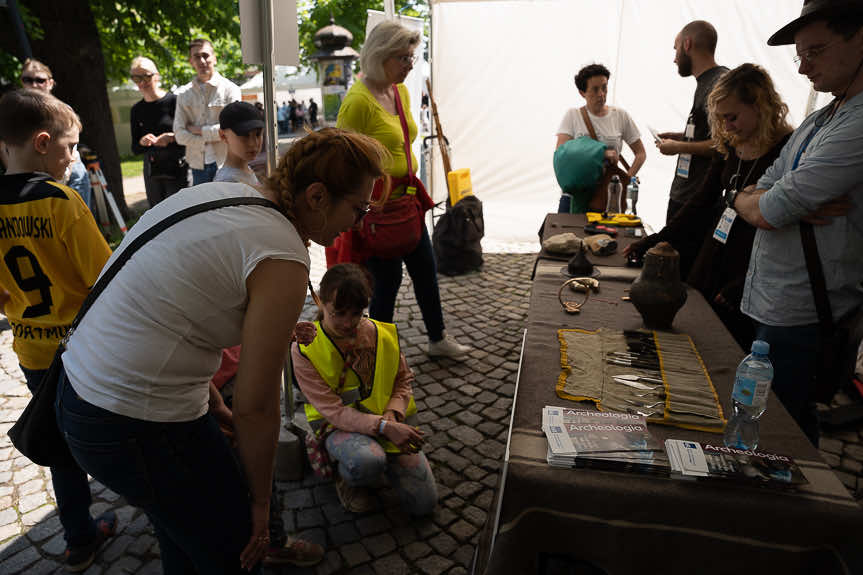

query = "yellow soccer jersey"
[[0, 173, 111, 369]]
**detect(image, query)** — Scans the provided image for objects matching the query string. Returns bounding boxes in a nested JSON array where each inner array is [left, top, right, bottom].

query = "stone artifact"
[[543, 232, 583, 255]]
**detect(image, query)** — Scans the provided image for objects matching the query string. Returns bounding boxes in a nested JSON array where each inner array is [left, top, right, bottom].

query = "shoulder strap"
[[393, 85, 413, 177], [580, 107, 631, 172], [580, 107, 598, 141], [69, 196, 282, 337], [799, 221, 834, 330]]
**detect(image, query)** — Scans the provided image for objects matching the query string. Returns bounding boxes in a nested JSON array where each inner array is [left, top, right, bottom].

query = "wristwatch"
[[727, 187, 743, 211]]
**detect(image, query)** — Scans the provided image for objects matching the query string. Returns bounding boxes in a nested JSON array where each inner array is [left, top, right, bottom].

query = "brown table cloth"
[[476, 220, 863, 574]]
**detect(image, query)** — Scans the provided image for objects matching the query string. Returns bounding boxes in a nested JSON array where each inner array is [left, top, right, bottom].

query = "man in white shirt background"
[[173, 38, 241, 185]]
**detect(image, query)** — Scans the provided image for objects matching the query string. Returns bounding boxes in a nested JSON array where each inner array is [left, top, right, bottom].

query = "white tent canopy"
[[240, 66, 320, 91], [428, 0, 828, 249]]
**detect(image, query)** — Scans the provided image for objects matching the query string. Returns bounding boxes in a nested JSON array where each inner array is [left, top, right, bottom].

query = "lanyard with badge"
[[675, 114, 696, 178], [713, 156, 760, 244]]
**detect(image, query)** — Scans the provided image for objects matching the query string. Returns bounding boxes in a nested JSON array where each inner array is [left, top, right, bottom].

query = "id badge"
[[676, 154, 691, 178], [713, 207, 737, 244], [684, 122, 695, 139], [406, 185, 417, 196]]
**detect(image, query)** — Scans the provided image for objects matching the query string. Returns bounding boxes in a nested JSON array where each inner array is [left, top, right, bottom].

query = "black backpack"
[[433, 195, 484, 275]]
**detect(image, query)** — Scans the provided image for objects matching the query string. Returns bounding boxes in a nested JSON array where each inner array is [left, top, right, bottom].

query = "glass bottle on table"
[[626, 176, 639, 215], [724, 340, 773, 451]]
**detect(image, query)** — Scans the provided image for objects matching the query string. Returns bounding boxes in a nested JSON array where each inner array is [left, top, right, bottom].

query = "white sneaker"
[[428, 332, 471, 359]]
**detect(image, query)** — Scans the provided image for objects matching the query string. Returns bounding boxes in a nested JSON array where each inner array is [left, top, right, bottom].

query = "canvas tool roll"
[[557, 328, 725, 432]]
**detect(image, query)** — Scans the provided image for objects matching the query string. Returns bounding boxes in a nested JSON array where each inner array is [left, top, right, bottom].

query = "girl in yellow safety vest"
[[293, 263, 438, 515]]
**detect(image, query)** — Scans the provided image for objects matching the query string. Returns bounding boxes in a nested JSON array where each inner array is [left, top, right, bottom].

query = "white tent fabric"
[[429, 0, 829, 249]]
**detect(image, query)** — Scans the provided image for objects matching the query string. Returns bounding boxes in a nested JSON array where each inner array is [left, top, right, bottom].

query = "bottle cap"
[[751, 340, 770, 355]]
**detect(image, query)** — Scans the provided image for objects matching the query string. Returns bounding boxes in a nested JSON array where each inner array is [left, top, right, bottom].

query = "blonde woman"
[[129, 56, 188, 206], [336, 20, 471, 360], [56, 129, 386, 573], [624, 64, 793, 349]]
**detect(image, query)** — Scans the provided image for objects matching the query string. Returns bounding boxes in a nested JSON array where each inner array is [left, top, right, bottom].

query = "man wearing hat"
[[732, 0, 863, 445], [214, 101, 265, 186]]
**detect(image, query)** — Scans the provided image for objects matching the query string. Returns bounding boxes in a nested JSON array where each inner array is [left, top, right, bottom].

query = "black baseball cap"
[[219, 101, 264, 135]]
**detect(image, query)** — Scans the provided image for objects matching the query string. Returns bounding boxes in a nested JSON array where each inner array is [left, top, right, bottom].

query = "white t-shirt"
[[63, 182, 309, 422], [556, 106, 641, 153], [214, 165, 260, 186]]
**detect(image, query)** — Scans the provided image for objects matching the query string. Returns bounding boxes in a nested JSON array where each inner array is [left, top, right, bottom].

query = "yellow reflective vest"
[[299, 319, 417, 453]]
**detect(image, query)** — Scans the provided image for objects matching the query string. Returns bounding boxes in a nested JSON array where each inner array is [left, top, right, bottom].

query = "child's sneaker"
[[64, 510, 117, 572]]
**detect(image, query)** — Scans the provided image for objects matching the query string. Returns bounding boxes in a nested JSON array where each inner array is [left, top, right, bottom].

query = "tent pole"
[[261, 0, 278, 177], [428, 2, 435, 218]]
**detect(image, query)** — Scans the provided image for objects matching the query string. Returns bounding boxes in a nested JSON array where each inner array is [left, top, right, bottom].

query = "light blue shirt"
[[741, 91, 863, 326]]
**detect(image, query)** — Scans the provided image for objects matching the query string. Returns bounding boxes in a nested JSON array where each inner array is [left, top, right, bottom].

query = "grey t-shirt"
[[668, 66, 728, 202], [214, 165, 260, 186]]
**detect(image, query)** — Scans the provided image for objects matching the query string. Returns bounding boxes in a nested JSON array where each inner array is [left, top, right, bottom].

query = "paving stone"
[[18, 492, 47, 514], [102, 534, 134, 563], [450, 566, 469, 575], [820, 437, 844, 455], [415, 519, 440, 539], [482, 473, 500, 488], [430, 448, 470, 472], [840, 457, 863, 475], [0, 534, 28, 562], [105, 555, 142, 575], [313, 484, 340, 505], [314, 550, 343, 575], [0, 508, 17, 527], [0, 544, 40, 573], [463, 465, 487, 481], [0, 522, 21, 542], [433, 403, 461, 417], [454, 482, 483, 500], [431, 418, 457, 432], [297, 508, 326, 530], [402, 541, 432, 560], [356, 514, 391, 536], [339, 542, 371, 567], [283, 489, 315, 510], [27, 557, 62, 575], [844, 443, 863, 460], [328, 522, 360, 546], [835, 470, 858, 491], [127, 533, 156, 557], [461, 504, 488, 528], [25, 514, 61, 542], [432, 506, 458, 527], [428, 531, 458, 555], [0, 485, 12, 497], [321, 502, 352, 525], [372, 553, 409, 575], [443, 495, 466, 510], [124, 513, 151, 536], [449, 519, 478, 543], [364, 532, 397, 557], [448, 426, 483, 447], [21, 505, 53, 527], [416, 554, 454, 575], [453, 544, 475, 567], [390, 525, 417, 546], [139, 559, 163, 574], [11, 465, 38, 485], [474, 490, 494, 510]]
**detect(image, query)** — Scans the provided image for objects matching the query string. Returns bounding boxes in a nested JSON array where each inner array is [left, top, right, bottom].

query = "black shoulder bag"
[[8, 196, 282, 468]]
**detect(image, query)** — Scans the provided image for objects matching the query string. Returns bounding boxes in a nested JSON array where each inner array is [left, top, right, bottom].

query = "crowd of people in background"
[[0, 0, 861, 572]]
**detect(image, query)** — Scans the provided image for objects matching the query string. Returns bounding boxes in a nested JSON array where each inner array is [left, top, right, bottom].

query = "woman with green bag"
[[555, 63, 646, 213]]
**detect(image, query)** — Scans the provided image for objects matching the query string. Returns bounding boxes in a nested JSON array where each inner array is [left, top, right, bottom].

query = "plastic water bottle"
[[626, 177, 639, 215], [724, 340, 773, 451], [606, 175, 623, 214]]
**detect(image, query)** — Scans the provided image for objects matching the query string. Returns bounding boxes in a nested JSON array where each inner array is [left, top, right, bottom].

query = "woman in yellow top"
[[337, 20, 470, 360]]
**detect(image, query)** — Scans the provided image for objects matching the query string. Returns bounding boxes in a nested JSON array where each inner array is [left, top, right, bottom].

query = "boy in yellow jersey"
[[0, 89, 114, 572]]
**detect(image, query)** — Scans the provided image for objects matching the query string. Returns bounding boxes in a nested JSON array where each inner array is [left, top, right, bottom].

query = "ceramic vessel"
[[629, 241, 687, 329]]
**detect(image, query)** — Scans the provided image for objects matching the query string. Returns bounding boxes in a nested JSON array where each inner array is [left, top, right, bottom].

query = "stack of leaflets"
[[665, 440, 808, 488], [542, 406, 669, 475]]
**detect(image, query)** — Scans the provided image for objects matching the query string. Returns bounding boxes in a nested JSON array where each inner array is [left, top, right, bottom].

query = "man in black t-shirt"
[[656, 21, 728, 224]]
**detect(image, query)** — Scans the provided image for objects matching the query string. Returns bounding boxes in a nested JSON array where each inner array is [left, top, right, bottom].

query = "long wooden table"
[[474, 214, 863, 575]]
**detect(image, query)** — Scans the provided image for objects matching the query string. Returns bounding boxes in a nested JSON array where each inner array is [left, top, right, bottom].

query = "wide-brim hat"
[[768, 0, 863, 46]]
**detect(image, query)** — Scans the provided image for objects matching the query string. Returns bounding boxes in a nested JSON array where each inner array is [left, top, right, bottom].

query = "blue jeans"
[[325, 431, 437, 516], [56, 370, 259, 575], [191, 162, 218, 186], [753, 322, 821, 446], [366, 225, 445, 342], [19, 365, 97, 547]]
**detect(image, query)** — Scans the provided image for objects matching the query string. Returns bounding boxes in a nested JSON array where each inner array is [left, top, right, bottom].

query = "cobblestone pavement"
[[0, 253, 860, 575]]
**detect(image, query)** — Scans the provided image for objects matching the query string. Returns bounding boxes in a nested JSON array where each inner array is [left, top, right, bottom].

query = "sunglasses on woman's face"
[[22, 76, 50, 86], [130, 73, 155, 84]]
